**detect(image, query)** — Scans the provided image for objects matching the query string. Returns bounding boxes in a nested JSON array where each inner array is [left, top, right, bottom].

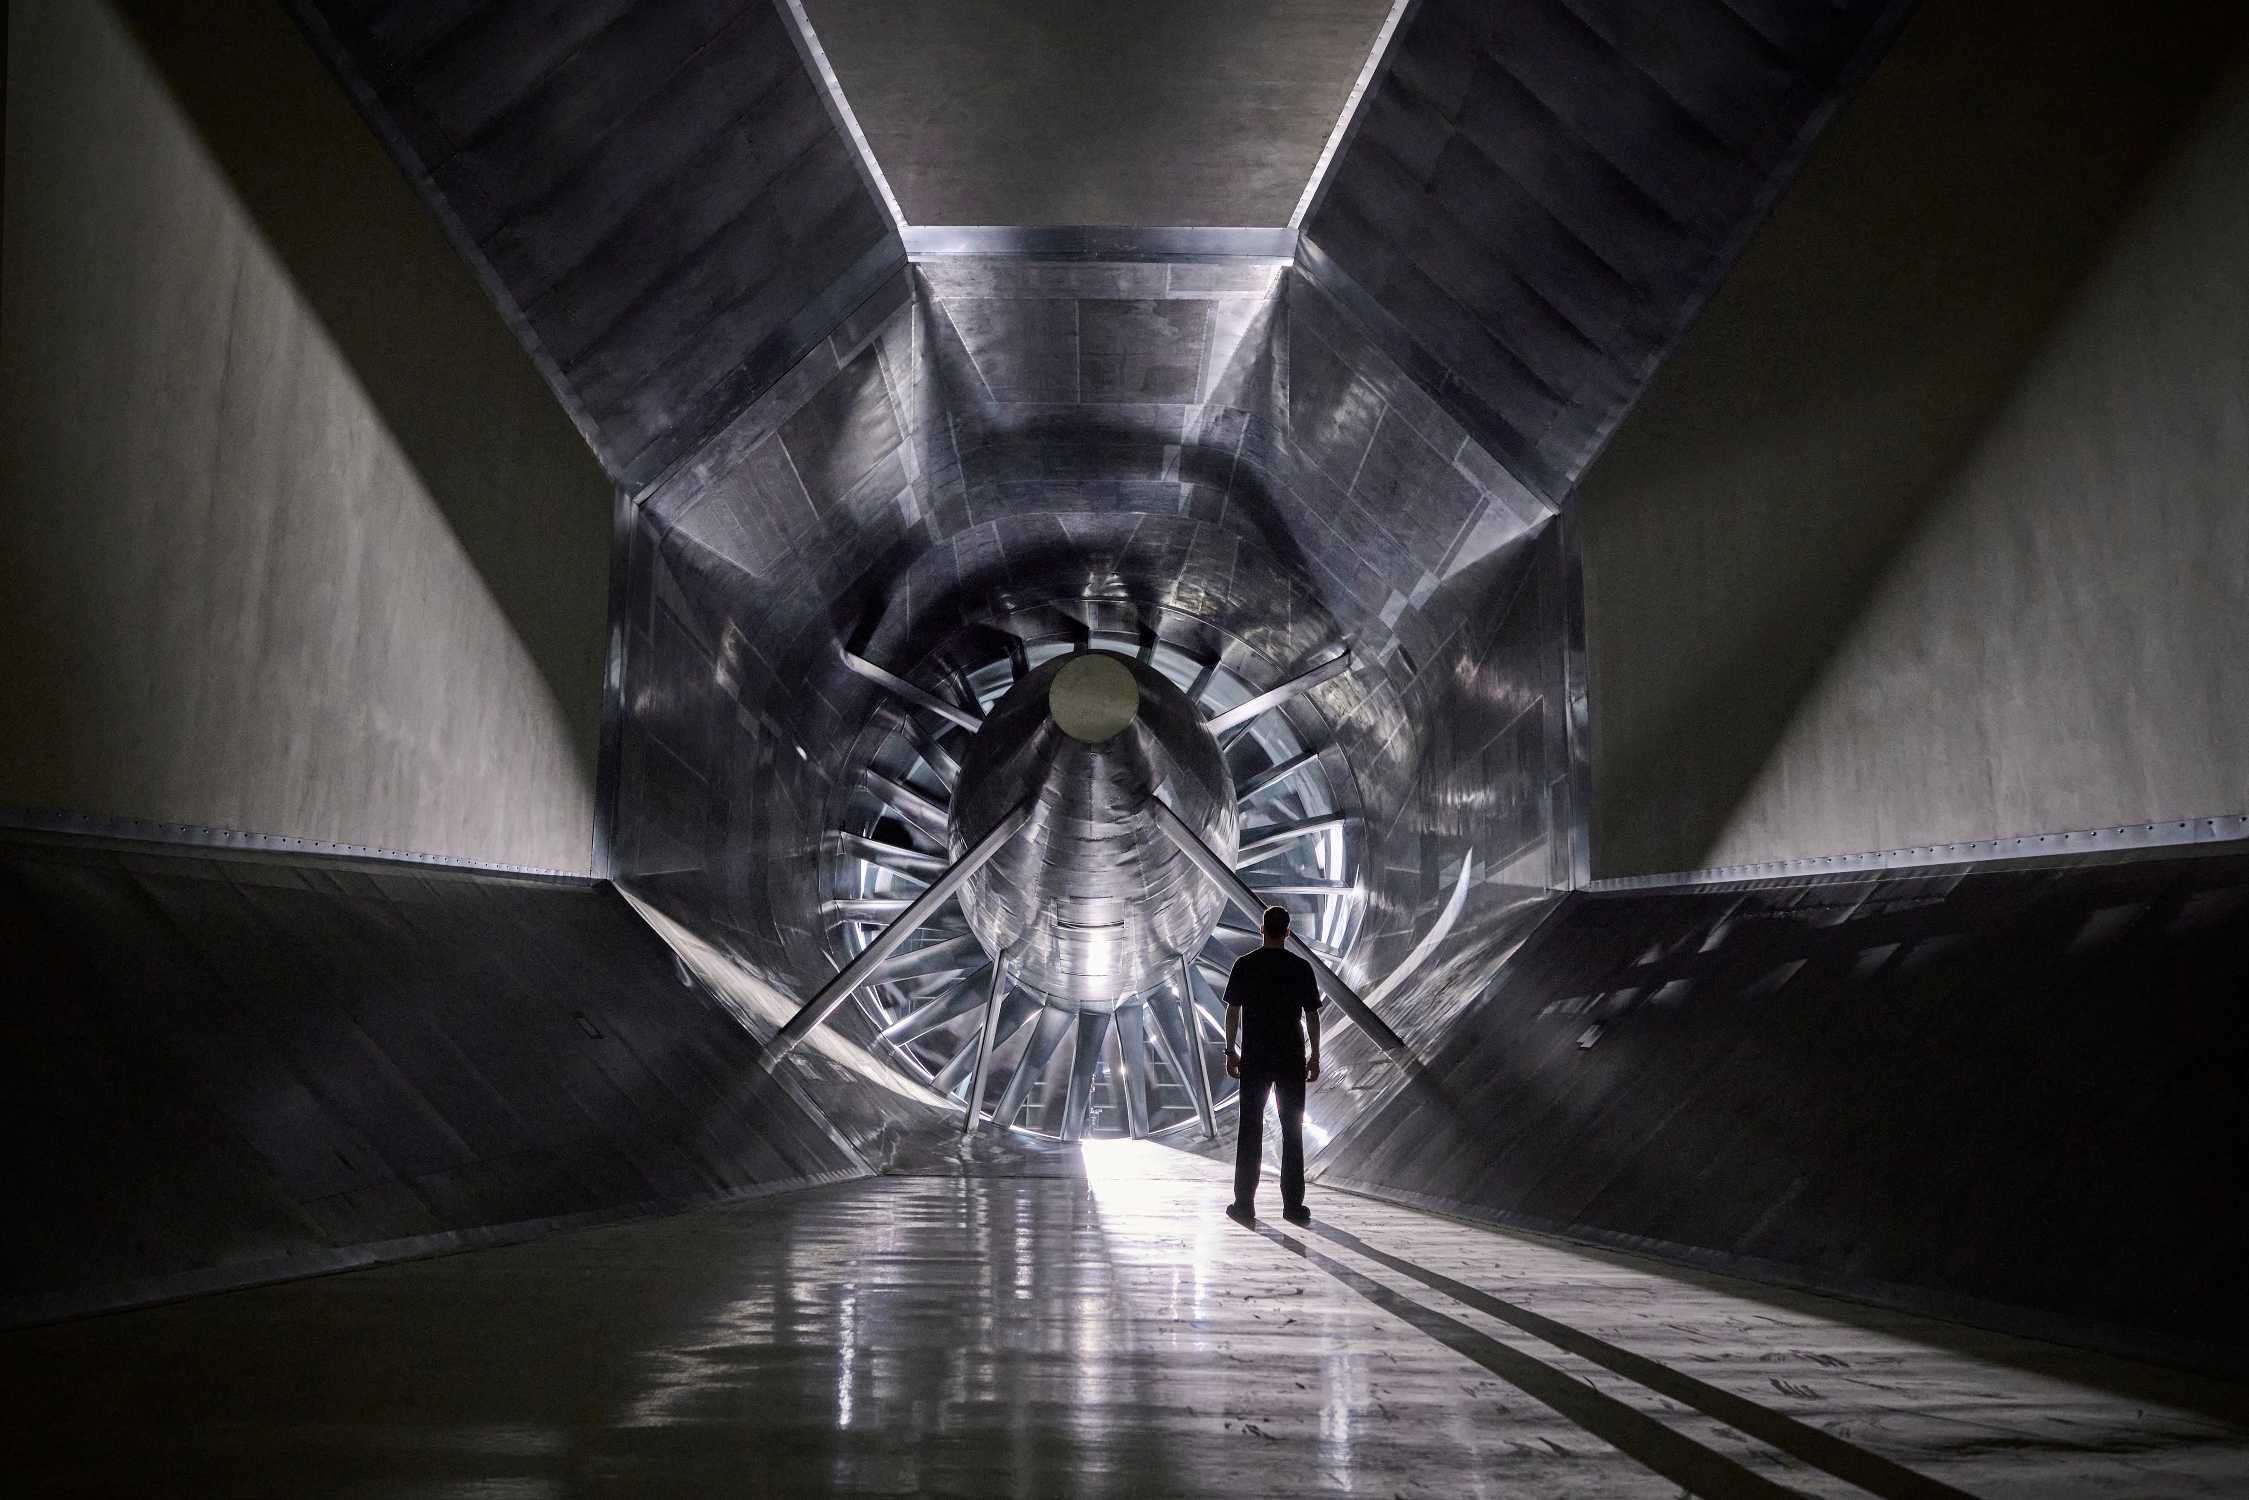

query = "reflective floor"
[[5, 1145, 2245, 1497]]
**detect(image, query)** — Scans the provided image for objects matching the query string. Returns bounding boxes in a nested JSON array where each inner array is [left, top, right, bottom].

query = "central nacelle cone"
[[949, 652, 1240, 1008]]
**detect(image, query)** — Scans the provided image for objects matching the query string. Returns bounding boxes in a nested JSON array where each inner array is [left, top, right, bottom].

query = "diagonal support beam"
[[1150, 796, 1406, 1053], [1236, 749, 1319, 807], [1062, 1010, 1112, 1141], [1207, 651, 1350, 736], [992, 1007, 1073, 1132], [1151, 974, 1217, 1139], [826, 896, 914, 925], [768, 802, 1030, 1062], [837, 832, 946, 880], [1113, 1004, 1154, 1137], [1235, 814, 1350, 868], [869, 930, 986, 985], [898, 713, 964, 789], [1213, 919, 1346, 966], [845, 651, 984, 734], [960, 954, 1013, 1132], [878, 966, 992, 1044]]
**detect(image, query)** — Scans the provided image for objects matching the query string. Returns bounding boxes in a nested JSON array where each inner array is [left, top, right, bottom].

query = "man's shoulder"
[[1231, 947, 1286, 979]]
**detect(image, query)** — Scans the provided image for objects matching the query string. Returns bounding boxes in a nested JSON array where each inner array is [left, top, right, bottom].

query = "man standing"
[[1222, 906, 1321, 1226]]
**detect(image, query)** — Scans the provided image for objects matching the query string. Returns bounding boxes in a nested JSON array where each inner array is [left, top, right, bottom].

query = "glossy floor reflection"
[[5, 1143, 2246, 1497]]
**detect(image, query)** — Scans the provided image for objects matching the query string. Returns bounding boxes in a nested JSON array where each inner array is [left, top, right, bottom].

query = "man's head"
[[1261, 906, 1290, 945]]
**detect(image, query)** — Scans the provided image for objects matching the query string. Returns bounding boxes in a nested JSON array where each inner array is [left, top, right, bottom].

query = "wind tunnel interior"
[[6, 0, 2249, 1414], [610, 256, 1579, 1159]]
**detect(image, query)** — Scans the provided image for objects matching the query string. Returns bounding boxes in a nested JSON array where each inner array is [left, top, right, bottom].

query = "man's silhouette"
[[1222, 906, 1321, 1226]]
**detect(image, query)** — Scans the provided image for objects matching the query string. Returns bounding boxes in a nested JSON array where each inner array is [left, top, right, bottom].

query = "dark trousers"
[[1233, 1064, 1307, 1212]]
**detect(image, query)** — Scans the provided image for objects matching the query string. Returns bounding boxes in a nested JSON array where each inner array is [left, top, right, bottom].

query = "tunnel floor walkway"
[[5, 1144, 2244, 1497]]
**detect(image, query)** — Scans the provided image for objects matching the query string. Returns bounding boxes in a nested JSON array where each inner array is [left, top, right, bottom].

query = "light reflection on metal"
[[1062, 1011, 1111, 1140], [961, 956, 1013, 1133], [1237, 750, 1319, 806], [845, 650, 983, 733], [1237, 814, 1351, 867], [826, 896, 914, 924], [1148, 795, 1406, 1053], [770, 802, 1031, 1062], [1111, 1011, 1152, 1137], [868, 929, 986, 984], [992, 1007, 1073, 1130], [1172, 957, 1219, 1138], [825, 603, 1372, 1137], [949, 654, 1238, 1007], [878, 966, 992, 1043], [865, 770, 951, 844], [1365, 850, 1477, 1008], [1206, 651, 1351, 735], [895, 712, 964, 788], [836, 833, 945, 879]]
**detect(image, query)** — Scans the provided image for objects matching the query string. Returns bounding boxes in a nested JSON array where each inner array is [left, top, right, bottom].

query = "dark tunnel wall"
[[1310, 848, 2249, 1374], [0, 834, 869, 1325]]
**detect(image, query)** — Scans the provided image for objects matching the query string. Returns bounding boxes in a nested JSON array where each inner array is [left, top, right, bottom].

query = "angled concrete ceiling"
[[799, 0, 1396, 227]]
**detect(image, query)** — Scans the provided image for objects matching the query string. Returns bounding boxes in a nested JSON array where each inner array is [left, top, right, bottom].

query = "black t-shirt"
[[1224, 946, 1321, 1068]]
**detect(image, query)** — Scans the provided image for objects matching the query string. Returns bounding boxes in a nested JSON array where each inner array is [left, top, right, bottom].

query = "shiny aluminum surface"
[[949, 652, 1238, 1008]]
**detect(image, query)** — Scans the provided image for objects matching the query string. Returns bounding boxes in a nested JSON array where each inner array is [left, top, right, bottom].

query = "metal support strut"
[[961, 953, 1013, 1133], [1147, 795, 1407, 1053], [768, 802, 1031, 1064]]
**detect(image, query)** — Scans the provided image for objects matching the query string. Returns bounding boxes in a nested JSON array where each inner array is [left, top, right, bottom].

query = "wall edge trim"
[[1584, 813, 2249, 891]]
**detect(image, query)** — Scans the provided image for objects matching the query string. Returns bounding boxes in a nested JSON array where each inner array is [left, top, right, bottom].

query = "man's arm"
[[1221, 960, 1243, 1079], [1304, 1007, 1321, 1084]]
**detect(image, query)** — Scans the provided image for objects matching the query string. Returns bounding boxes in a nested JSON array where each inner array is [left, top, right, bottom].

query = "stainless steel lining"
[[949, 653, 1239, 1009]]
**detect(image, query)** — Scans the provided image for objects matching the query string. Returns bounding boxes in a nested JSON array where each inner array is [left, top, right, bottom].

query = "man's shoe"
[[1224, 1202, 1256, 1227], [1282, 1204, 1312, 1226]]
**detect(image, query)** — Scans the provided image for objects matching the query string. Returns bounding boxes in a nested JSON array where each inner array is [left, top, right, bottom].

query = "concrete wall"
[[1, 1, 612, 872], [1579, 0, 2249, 877], [803, 0, 1390, 227]]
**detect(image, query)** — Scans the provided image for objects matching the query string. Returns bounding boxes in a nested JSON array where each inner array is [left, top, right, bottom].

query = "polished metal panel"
[[949, 653, 1239, 1008]]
